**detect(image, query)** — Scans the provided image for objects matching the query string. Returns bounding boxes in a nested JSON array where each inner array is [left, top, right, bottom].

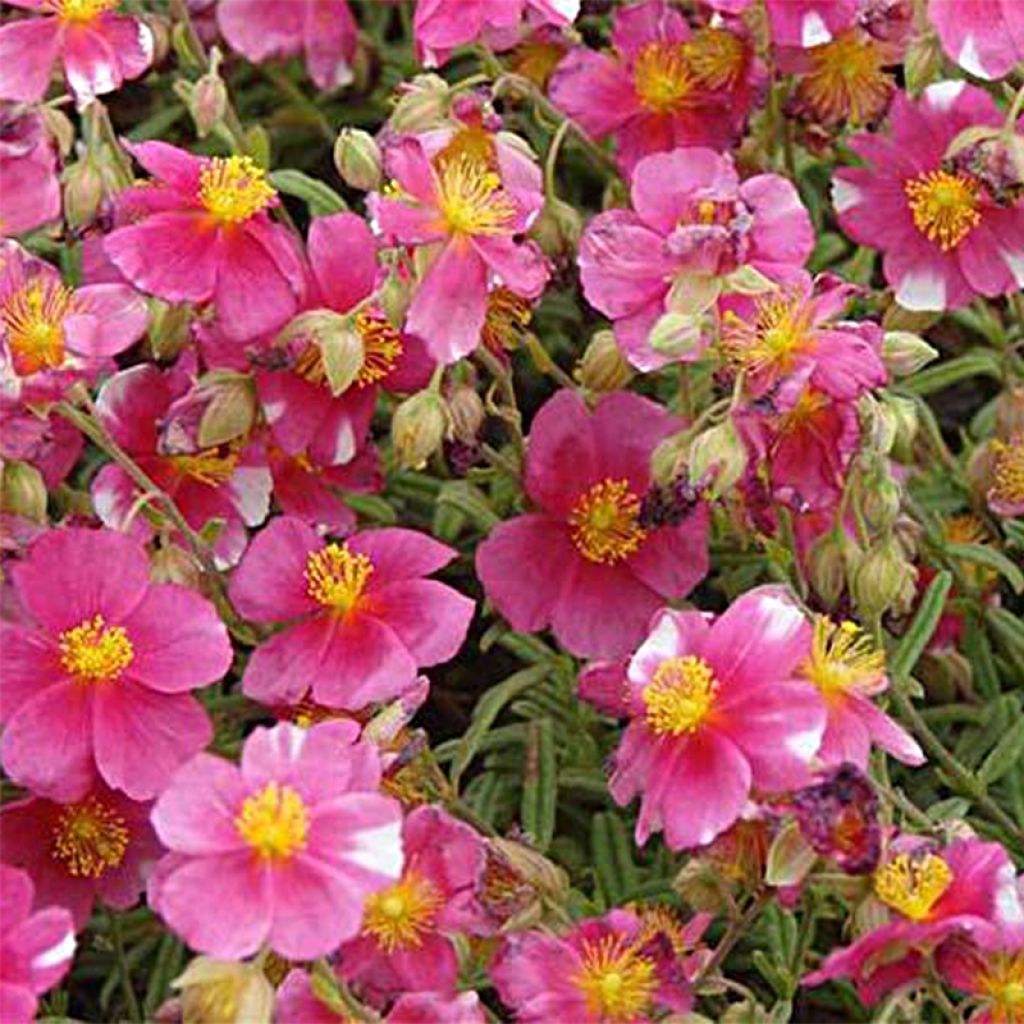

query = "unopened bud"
[[388, 74, 450, 134], [147, 300, 190, 361], [687, 418, 747, 498], [280, 310, 365, 396], [861, 474, 903, 532], [173, 957, 273, 1024], [392, 389, 449, 469], [531, 196, 582, 263], [903, 33, 943, 95], [40, 107, 74, 157], [851, 535, 918, 619], [62, 157, 106, 228], [0, 461, 47, 523], [576, 330, 633, 392], [650, 430, 689, 486], [333, 128, 382, 191], [197, 371, 258, 448], [149, 544, 202, 588], [881, 393, 919, 460], [881, 331, 938, 377], [806, 530, 848, 607], [859, 394, 896, 455], [192, 67, 228, 138], [648, 311, 705, 359], [447, 385, 485, 444]]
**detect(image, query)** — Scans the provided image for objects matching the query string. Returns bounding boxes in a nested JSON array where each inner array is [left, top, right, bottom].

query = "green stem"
[[109, 909, 142, 1023], [695, 893, 769, 988], [543, 118, 571, 198]]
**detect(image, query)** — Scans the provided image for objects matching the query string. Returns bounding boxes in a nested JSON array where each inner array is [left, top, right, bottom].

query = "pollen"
[[235, 782, 309, 862], [573, 934, 657, 1022], [168, 447, 239, 485], [799, 31, 893, 126], [991, 438, 1024, 507], [198, 156, 276, 226], [55, 0, 118, 23], [481, 287, 532, 353], [304, 543, 374, 612], [1, 278, 75, 376], [633, 42, 696, 114], [721, 290, 814, 377], [874, 852, 953, 921], [978, 952, 1024, 1023], [801, 618, 886, 699], [59, 615, 134, 684], [362, 870, 443, 953], [433, 154, 516, 238], [568, 479, 647, 564], [685, 27, 747, 91], [642, 655, 718, 736], [52, 796, 129, 878], [904, 169, 982, 251], [355, 311, 403, 386]]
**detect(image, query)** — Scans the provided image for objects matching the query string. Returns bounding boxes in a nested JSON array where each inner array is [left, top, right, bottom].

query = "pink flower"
[[387, 992, 487, 1023], [928, 0, 1024, 80], [548, 1, 759, 178], [610, 586, 826, 850], [370, 135, 548, 364], [0, 239, 148, 402], [149, 720, 404, 960], [228, 516, 475, 709], [579, 147, 813, 370], [0, 783, 161, 930], [0, 399, 83, 489], [705, 0, 858, 47], [833, 82, 1024, 310], [217, 0, 358, 90], [0, 864, 75, 1024], [0, 103, 60, 237], [103, 142, 305, 341], [476, 389, 708, 660], [275, 968, 345, 1023], [0, 0, 153, 104], [91, 364, 272, 567], [578, 658, 631, 718], [804, 838, 1024, 1005], [337, 805, 490, 1005], [0, 527, 231, 801], [936, 923, 1024, 1024]]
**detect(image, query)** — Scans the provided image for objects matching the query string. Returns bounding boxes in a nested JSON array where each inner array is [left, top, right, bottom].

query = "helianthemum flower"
[[986, 435, 1024, 518], [228, 516, 475, 709], [149, 720, 404, 960], [0, 102, 61, 237], [936, 924, 1024, 1024], [476, 389, 709, 660], [928, 0, 1024, 80], [610, 586, 826, 850], [0, 528, 232, 801]]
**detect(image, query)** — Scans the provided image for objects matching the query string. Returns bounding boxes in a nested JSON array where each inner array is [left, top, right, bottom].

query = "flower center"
[[633, 42, 696, 114], [59, 615, 134, 684], [235, 782, 309, 862], [992, 438, 1024, 506], [801, 618, 885, 699], [904, 169, 982, 251], [573, 935, 657, 1022], [355, 311, 403, 386], [873, 852, 953, 921], [52, 796, 129, 878], [304, 543, 373, 612], [801, 31, 892, 125], [433, 154, 516, 238], [1, 279, 74, 376], [721, 291, 814, 377], [168, 447, 239, 485], [686, 28, 747, 91], [982, 954, 1024, 1020], [481, 287, 532, 353], [568, 478, 647, 564], [54, 0, 118, 23], [362, 870, 443, 953], [198, 156, 276, 226], [642, 655, 718, 736]]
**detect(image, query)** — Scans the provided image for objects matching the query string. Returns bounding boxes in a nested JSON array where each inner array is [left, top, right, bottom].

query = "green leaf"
[[944, 542, 1024, 594], [987, 607, 1024, 679], [899, 350, 1002, 395], [521, 718, 557, 851], [890, 570, 952, 680], [269, 169, 347, 216], [436, 480, 500, 531], [979, 717, 1024, 785]]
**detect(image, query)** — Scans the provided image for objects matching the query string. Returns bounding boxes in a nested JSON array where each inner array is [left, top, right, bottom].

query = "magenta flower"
[[833, 81, 1024, 310], [476, 389, 708, 660], [0, 527, 231, 801], [579, 147, 813, 370], [0, 103, 60, 237], [337, 805, 490, 1006], [386, 992, 487, 1023], [370, 135, 549, 364], [610, 586, 826, 850], [936, 923, 1024, 1024], [0, 864, 75, 1024], [217, 0, 358, 90], [149, 720, 404, 960], [104, 142, 305, 341], [0, 783, 162, 930], [804, 838, 1024, 1005], [928, 0, 1024, 80], [0, 0, 153, 105], [228, 516, 475, 709]]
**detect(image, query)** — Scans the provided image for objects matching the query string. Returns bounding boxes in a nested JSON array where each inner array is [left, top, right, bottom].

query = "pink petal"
[[472, 235, 549, 299], [627, 608, 712, 692], [267, 857, 360, 960], [742, 174, 815, 269], [548, 48, 636, 140], [308, 213, 377, 313], [94, 363, 171, 452], [349, 527, 458, 583], [816, 699, 872, 770], [241, 618, 336, 706], [122, 140, 204, 191], [628, 506, 709, 599], [301, 0, 357, 89], [368, 579, 474, 665], [0, 622, 61, 720], [216, 0, 303, 63], [61, 22, 122, 101], [0, 18, 60, 103], [383, 136, 440, 207], [64, 284, 149, 358], [632, 148, 737, 234], [0, 148, 60, 235], [855, 695, 926, 766], [92, 13, 153, 82], [523, 389, 599, 516]]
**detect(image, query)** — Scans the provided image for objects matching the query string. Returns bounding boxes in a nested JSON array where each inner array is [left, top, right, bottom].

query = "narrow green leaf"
[[521, 718, 557, 851], [979, 717, 1024, 785], [900, 350, 1002, 395], [436, 480, 500, 531], [944, 542, 1024, 594], [890, 570, 952, 680], [269, 169, 347, 215]]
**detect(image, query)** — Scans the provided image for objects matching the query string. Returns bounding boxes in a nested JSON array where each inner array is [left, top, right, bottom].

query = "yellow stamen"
[[721, 290, 814, 377], [642, 655, 718, 736], [801, 617, 885, 699], [633, 42, 696, 114], [685, 27, 747, 91], [304, 543, 373, 612], [52, 796, 129, 878], [874, 852, 953, 921], [991, 438, 1024, 507], [904, 169, 982, 251], [568, 478, 646, 564], [481, 287, 532, 353], [198, 156, 276, 226], [433, 125, 497, 175], [235, 782, 309, 862], [800, 31, 892, 125], [573, 935, 657, 1022], [54, 0, 118, 23], [355, 311, 403, 386], [168, 447, 239, 485], [1, 278, 75, 376], [433, 154, 516, 238], [978, 952, 1024, 1024], [776, 387, 830, 435], [59, 615, 134, 684], [362, 870, 443, 953]]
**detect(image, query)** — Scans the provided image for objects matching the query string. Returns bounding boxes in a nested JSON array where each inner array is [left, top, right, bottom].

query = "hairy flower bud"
[[192, 69, 228, 138], [279, 310, 366, 396], [173, 957, 273, 1024], [576, 330, 633, 393], [392, 390, 449, 469], [881, 331, 938, 377], [62, 156, 106, 228], [851, 535, 918, 618], [447, 385, 486, 444], [687, 419, 747, 498], [0, 461, 47, 523], [531, 196, 582, 264], [389, 74, 450, 133], [147, 300, 190, 361], [333, 128, 383, 191]]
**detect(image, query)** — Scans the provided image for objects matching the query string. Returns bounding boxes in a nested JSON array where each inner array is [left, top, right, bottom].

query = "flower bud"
[[149, 543, 202, 589], [333, 128, 383, 191], [197, 371, 258, 449], [147, 300, 190, 361], [0, 461, 47, 523], [279, 310, 365, 396], [173, 957, 274, 1024], [851, 535, 918, 619], [389, 74, 450, 134], [903, 32, 943, 95], [481, 837, 570, 931], [531, 196, 582, 264], [881, 331, 938, 377], [40, 106, 74, 157], [191, 67, 228, 138], [881, 393, 919, 461], [62, 156, 106, 228], [648, 311, 705, 359], [576, 330, 633, 393], [447, 385, 485, 444], [806, 530, 848, 607], [650, 430, 689, 486], [687, 418, 747, 498], [861, 471, 903, 532], [392, 390, 449, 469]]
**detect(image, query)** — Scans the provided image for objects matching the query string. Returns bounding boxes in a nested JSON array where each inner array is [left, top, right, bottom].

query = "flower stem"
[[108, 909, 142, 1023]]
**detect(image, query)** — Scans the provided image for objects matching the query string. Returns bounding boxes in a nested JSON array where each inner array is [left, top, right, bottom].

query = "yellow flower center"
[[568, 478, 647, 565], [992, 438, 1024, 506], [52, 796, 129, 878], [642, 655, 718, 736], [168, 447, 239, 485], [633, 42, 696, 114], [481, 287, 532, 353], [59, 615, 134, 684], [776, 387, 830, 436], [981, 954, 1024, 1023], [198, 156, 276, 226], [235, 782, 309, 862], [573, 935, 657, 1023], [801, 31, 892, 125], [904, 169, 982, 251], [54, 0, 118, 24], [362, 870, 443, 953], [1, 279, 74, 376], [721, 291, 814, 377], [801, 617, 885, 699], [355, 311, 403, 386], [685, 27, 747, 91], [433, 154, 516, 238], [304, 543, 373, 612], [873, 852, 953, 921]]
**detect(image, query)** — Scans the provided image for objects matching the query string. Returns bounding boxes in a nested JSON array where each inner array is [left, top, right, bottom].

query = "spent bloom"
[[149, 720, 404, 960], [0, 103, 61, 237], [0, 527, 231, 801], [609, 586, 826, 849]]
